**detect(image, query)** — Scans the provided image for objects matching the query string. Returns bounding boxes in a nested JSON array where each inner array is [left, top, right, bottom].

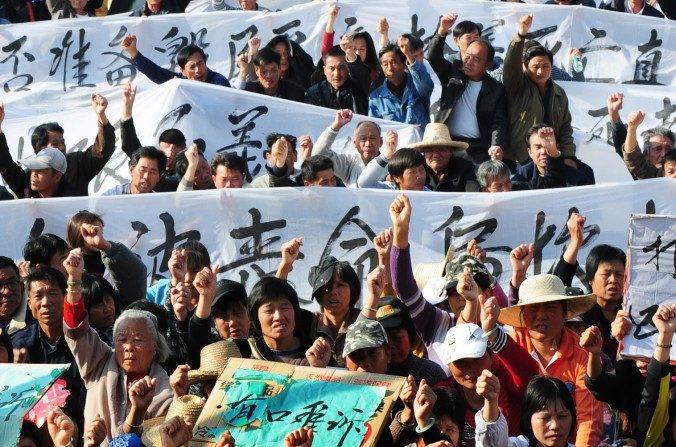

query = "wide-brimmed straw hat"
[[409, 123, 469, 151], [498, 274, 596, 328], [141, 395, 206, 447], [187, 340, 241, 383]]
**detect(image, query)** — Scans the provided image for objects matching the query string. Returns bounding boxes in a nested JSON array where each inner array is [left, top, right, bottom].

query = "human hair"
[[247, 276, 300, 334], [265, 35, 291, 54], [452, 20, 482, 38], [476, 160, 511, 188], [31, 122, 65, 152], [0, 256, 20, 278], [663, 149, 676, 165], [324, 45, 347, 61], [301, 155, 334, 183], [642, 128, 675, 152], [265, 133, 298, 154], [81, 273, 117, 313], [253, 47, 281, 67], [353, 120, 381, 137], [584, 244, 626, 286], [525, 123, 549, 147], [176, 45, 207, 69], [124, 300, 169, 335], [523, 44, 553, 65], [388, 148, 425, 179], [520, 376, 576, 446], [113, 309, 170, 363], [25, 266, 66, 295], [211, 152, 246, 176], [129, 146, 167, 173], [470, 38, 496, 64], [176, 240, 211, 272], [213, 280, 248, 316], [399, 33, 424, 52], [174, 147, 207, 178], [433, 388, 466, 442], [23, 234, 68, 266], [158, 128, 187, 148], [378, 43, 406, 65], [351, 31, 379, 71], [67, 210, 103, 250], [312, 260, 362, 307]]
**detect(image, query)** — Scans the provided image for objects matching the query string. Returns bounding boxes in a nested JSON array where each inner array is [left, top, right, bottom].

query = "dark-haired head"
[[31, 122, 65, 153], [433, 388, 466, 445], [23, 234, 69, 274], [520, 375, 576, 446], [177, 45, 207, 69], [67, 210, 104, 251], [247, 276, 300, 335]]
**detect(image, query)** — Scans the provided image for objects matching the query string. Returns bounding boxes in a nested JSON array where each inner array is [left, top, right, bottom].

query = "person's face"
[[424, 147, 452, 172], [589, 260, 624, 303], [255, 62, 281, 92], [129, 157, 161, 194], [463, 41, 490, 80], [213, 165, 244, 189], [273, 42, 290, 73], [449, 352, 492, 390], [319, 271, 351, 316], [257, 298, 295, 341], [305, 168, 337, 187], [525, 55, 553, 88], [69, 0, 88, 12], [636, 358, 649, 377], [380, 51, 406, 83], [397, 36, 423, 62], [393, 164, 426, 191], [522, 302, 566, 342], [483, 175, 512, 193], [28, 280, 64, 329], [324, 55, 348, 90], [436, 415, 461, 446], [89, 295, 116, 330], [49, 250, 69, 278], [180, 52, 208, 82], [0, 267, 22, 323], [527, 132, 551, 170], [213, 303, 251, 339], [453, 30, 480, 56], [646, 135, 672, 167], [195, 156, 214, 189], [30, 169, 62, 195], [386, 327, 411, 367], [239, 0, 256, 10], [447, 291, 466, 317], [353, 123, 383, 163], [663, 160, 676, 178], [46, 131, 66, 152], [346, 346, 390, 374], [529, 400, 573, 447], [158, 141, 179, 170], [114, 319, 156, 375], [353, 37, 368, 63]]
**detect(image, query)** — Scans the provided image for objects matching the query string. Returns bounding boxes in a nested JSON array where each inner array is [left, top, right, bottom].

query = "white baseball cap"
[[18, 148, 67, 174], [438, 323, 488, 365]]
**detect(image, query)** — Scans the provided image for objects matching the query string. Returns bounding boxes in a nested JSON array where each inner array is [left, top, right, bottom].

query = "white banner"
[[0, 179, 673, 308], [621, 214, 676, 361], [185, 0, 307, 13], [1, 0, 675, 112]]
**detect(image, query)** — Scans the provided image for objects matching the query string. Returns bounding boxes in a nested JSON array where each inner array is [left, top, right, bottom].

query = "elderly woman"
[[499, 271, 603, 447], [62, 249, 172, 445]]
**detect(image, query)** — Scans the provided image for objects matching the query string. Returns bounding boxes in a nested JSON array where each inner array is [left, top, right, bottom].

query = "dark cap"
[[308, 256, 339, 300], [376, 296, 409, 329], [212, 279, 247, 310]]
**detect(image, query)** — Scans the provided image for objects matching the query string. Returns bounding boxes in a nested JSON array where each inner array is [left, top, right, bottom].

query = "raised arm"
[[623, 110, 658, 179], [276, 237, 303, 279], [503, 14, 531, 95]]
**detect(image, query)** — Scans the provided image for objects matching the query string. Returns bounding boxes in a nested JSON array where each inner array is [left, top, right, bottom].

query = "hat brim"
[[187, 370, 219, 383], [18, 160, 52, 171], [497, 293, 597, 328], [140, 418, 166, 447], [378, 315, 405, 329], [449, 343, 487, 364], [410, 140, 469, 151]]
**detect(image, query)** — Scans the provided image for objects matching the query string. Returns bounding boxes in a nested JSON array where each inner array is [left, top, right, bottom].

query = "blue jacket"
[[134, 52, 231, 87], [368, 60, 433, 126], [511, 155, 592, 188]]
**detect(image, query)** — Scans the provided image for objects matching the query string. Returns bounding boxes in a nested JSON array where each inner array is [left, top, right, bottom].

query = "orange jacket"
[[510, 326, 604, 447]]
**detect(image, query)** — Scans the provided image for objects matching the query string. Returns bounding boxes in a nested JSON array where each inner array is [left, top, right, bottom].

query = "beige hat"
[[141, 395, 206, 447], [498, 274, 596, 328], [187, 340, 241, 383], [410, 123, 469, 151]]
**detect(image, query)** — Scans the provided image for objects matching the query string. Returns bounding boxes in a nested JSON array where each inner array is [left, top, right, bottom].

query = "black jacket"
[[424, 156, 480, 192], [305, 60, 370, 115], [599, 0, 665, 18], [509, 155, 567, 190], [428, 32, 509, 163], [244, 78, 306, 104]]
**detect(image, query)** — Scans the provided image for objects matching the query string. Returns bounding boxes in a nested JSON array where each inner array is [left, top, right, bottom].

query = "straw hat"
[[497, 274, 596, 328], [187, 340, 241, 383], [141, 395, 206, 447], [409, 123, 469, 151]]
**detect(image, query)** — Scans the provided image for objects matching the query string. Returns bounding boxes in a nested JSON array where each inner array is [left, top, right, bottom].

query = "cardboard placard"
[[190, 358, 405, 447]]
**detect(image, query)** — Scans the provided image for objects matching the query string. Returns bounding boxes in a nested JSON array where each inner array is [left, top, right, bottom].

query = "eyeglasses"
[[0, 278, 20, 291]]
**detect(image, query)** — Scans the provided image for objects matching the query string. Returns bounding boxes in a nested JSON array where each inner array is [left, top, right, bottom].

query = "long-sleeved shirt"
[[133, 52, 231, 87]]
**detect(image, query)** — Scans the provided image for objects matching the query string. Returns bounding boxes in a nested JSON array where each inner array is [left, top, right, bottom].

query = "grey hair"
[[353, 120, 381, 136], [476, 160, 511, 188], [113, 309, 170, 363], [642, 128, 675, 152]]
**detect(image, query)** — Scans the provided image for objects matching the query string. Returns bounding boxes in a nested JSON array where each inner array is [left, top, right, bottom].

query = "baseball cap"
[[18, 147, 67, 174], [376, 296, 409, 329], [422, 254, 494, 305], [211, 279, 247, 310], [438, 323, 488, 365], [342, 317, 388, 357]]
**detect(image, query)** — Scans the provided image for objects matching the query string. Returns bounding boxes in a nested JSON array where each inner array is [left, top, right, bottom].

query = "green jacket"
[[503, 34, 575, 163]]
